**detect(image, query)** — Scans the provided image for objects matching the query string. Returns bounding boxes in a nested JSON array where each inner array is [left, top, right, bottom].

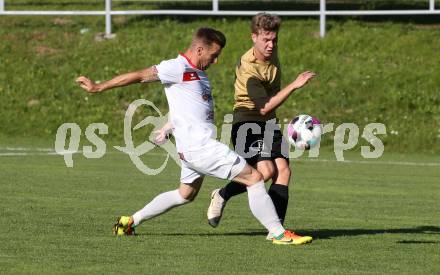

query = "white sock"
[[247, 181, 285, 237], [132, 189, 189, 227]]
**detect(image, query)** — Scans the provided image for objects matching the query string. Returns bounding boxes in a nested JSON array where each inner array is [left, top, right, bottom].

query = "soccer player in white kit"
[[76, 27, 299, 245]]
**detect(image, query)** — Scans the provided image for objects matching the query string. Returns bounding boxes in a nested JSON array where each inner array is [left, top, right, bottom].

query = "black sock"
[[268, 183, 289, 225], [219, 181, 247, 201]]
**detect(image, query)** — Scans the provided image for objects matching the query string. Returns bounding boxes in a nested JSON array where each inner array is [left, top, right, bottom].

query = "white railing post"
[[320, 0, 326, 37], [105, 0, 112, 36], [429, 0, 435, 11], [212, 0, 219, 12], [0, 0, 5, 12]]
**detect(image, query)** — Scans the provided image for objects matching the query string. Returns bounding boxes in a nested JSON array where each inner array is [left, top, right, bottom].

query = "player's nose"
[[268, 42, 274, 50]]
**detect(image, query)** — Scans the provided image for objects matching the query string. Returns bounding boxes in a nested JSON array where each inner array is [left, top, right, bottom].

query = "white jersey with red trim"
[[155, 54, 216, 152]]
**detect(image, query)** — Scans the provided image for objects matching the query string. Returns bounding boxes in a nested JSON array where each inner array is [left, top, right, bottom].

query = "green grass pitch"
[[0, 147, 439, 274]]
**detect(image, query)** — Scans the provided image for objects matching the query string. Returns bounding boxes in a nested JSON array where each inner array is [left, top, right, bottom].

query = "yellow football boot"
[[272, 230, 312, 245], [112, 216, 135, 236]]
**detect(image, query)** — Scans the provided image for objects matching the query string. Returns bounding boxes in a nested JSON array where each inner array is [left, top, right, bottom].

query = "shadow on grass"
[[136, 225, 440, 239], [299, 225, 440, 240], [136, 230, 268, 237], [397, 240, 438, 244]]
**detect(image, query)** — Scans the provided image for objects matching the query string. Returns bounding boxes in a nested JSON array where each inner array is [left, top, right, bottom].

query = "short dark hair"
[[251, 13, 281, 34], [193, 27, 226, 49]]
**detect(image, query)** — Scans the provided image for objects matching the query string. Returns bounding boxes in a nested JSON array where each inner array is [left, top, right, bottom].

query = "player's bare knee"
[[184, 194, 196, 202], [178, 188, 197, 202], [179, 188, 198, 201], [178, 177, 203, 202], [260, 166, 275, 181], [273, 165, 291, 184], [278, 165, 291, 179], [250, 168, 264, 183], [257, 160, 275, 182], [233, 164, 263, 186]]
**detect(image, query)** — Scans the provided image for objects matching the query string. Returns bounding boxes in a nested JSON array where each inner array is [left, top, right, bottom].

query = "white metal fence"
[[0, 0, 438, 37]]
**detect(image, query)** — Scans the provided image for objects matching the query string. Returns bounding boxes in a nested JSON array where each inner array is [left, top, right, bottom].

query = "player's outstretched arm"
[[257, 71, 316, 116], [75, 66, 159, 93]]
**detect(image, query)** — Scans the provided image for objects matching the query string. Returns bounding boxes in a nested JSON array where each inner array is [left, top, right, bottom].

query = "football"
[[287, 114, 323, 150]]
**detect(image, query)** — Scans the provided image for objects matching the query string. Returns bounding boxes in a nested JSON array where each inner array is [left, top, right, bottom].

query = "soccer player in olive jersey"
[[207, 13, 316, 243]]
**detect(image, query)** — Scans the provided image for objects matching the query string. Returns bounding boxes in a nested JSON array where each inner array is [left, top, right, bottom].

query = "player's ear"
[[251, 32, 258, 44], [196, 46, 204, 56]]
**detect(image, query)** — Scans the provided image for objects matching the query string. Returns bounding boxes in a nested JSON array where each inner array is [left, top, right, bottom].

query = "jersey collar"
[[179, 53, 201, 70]]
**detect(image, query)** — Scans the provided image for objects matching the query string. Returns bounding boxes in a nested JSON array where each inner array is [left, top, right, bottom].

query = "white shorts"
[[179, 139, 247, 184]]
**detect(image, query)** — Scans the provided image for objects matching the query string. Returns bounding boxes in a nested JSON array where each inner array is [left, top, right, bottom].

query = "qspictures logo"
[[55, 99, 387, 175], [55, 99, 179, 176]]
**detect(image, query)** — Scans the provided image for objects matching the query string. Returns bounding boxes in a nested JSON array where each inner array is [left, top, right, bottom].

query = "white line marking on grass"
[[0, 147, 439, 167]]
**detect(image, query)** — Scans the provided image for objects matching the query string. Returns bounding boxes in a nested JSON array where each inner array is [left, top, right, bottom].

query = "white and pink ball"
[[287, 114, 323, 150]]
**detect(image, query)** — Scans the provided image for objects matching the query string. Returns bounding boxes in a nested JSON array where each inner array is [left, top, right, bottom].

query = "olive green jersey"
[[233, 48, 281, 123]]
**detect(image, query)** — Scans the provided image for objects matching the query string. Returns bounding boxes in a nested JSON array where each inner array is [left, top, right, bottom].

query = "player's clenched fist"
[[76, 76, 100, 93]]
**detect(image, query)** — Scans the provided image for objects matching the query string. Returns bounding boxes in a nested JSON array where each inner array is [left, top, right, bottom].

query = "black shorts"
[[231, 121, 289, 166]]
